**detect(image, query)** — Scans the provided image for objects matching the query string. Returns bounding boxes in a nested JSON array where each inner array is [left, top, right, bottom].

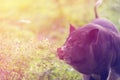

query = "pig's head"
[[57, 24, 99, 69]]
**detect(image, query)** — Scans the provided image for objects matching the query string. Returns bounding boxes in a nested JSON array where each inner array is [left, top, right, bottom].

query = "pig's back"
[[92, 18, 119, 34]]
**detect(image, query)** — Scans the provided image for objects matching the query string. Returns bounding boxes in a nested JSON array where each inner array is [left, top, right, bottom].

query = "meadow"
[[0, 0, 119, 80]]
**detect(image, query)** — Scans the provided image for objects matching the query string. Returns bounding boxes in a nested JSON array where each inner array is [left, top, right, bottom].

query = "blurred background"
[[0, 0, 120, 80]]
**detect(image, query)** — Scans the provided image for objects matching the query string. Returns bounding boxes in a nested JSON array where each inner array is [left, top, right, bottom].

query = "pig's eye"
[[66, 44, 73, 49]]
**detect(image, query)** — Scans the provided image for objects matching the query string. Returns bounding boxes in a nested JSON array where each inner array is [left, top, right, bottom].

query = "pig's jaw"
[[63, 56, 72, 64]]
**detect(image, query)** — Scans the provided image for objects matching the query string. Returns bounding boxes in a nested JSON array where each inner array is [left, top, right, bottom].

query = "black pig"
[[57, 1, 120, 80]]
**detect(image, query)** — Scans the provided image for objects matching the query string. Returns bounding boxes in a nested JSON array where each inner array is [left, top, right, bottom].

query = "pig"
[[57, 1, 120, 80], [57, 23, 120, 80]]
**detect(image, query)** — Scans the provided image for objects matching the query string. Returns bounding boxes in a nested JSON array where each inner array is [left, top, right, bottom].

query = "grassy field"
[[0, 0, 119, 80]]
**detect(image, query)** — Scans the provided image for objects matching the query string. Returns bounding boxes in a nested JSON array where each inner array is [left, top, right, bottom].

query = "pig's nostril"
[[57, 48, 63, 53]]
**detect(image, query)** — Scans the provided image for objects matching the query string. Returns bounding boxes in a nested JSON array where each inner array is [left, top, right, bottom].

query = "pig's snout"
[[57, 48, 64, 60]]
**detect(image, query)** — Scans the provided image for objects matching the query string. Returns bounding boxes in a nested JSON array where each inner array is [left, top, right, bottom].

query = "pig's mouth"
[[57, 48, 64, 60], [63, 57, 72, 64]]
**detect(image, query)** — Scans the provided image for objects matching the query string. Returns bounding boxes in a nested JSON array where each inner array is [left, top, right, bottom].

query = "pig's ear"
[[87, 29, 99, 43], [69, 24, 76, 34]]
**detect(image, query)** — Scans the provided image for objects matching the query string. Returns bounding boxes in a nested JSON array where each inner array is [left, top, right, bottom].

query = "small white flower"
[[119, 19, 120, 24], [68, 68, 74, 72]]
